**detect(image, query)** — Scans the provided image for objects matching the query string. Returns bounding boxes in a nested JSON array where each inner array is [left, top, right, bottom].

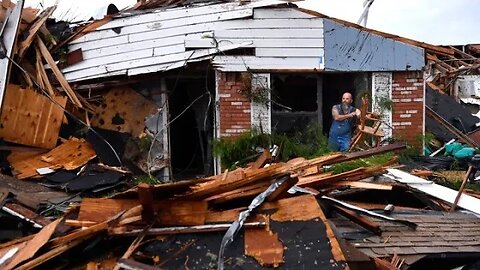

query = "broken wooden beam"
[[109, 221, 267, 236], [426, 106, 478, 147], [36, 36, 83, 108], [329, 204, 382, 235]]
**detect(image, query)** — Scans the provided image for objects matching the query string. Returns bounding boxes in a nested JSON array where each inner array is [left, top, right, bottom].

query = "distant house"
[[62, 0, 448, 176]]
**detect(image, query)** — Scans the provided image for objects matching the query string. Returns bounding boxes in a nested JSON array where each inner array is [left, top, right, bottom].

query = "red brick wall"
[[391, 71, 424, 147], [218, 72, 251, 138]]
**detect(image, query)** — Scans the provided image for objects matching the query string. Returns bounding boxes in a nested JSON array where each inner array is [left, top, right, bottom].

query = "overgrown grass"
[[212, 124, 331, 169], [326, 153, 394, 174], [134, 175, 161, 185]]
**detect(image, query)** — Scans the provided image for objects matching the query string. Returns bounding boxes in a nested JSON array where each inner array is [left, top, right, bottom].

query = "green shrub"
[[212, 124, 331, 169]]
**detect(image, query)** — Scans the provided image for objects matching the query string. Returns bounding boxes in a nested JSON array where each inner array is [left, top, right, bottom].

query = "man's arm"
[[332, 106, 356, 121]]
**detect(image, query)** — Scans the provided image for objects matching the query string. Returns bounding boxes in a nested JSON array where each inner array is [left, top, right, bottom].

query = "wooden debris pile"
[[426, 45, 480, 96], [0, 143, 409, 269], [0, 1, 167, 181]]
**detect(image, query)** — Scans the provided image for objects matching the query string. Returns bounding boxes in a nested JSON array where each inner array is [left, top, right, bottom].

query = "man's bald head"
[[342, 92, 353, 106]]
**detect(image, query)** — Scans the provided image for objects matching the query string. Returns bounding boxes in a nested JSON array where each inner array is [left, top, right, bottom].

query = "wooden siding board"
[[215, 28, 323, 39], [68, 35, 129, 52], [212, 56, 324, 72], [94, 0, 289, 31], [253, 8, 316, 19], [65, 6, 328, 81], [255, 48, 324, 57], [66, 70, 127, 83], [65, 42, 249, 81], [63, 48, 154, 73], [78, 37, 185, 60], [323, 19, 424, 71], [71, 9, 254, 44], [186, 37, 325, 49]]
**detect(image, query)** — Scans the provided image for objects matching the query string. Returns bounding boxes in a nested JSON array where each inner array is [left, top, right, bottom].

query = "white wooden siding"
[[253, 8, 316, 19], [212, 56, 323, 72], [64, 2, 325, 82]]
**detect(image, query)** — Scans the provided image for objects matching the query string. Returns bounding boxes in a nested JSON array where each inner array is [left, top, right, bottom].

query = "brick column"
[[391, 71, 424, 148], [217, 72, 251, 138]]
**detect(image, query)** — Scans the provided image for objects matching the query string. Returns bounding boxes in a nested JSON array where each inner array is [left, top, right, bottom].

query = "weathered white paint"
[[253, 8, 316, 19], [96, 0, 292, 31], [455, 75, 480, 103], [251, 73, 271, 133], [64, 2, 325, 82], [212, 56, 324, 72], [0, 0, 24, 110], [186, 37, 325, 49], [255, 48, 324, 57], [72, 9, 254, 43], [372, 72, 393, 139], [63, 48, 155, 73], [213, 70, 222, 175], [66, 42, 251, 81], [215, 29, 323, 39], [77, 36, 185, 59]]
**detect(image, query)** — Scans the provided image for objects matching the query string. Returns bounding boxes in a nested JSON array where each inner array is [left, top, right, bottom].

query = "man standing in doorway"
[[328, 92, 361, 152]]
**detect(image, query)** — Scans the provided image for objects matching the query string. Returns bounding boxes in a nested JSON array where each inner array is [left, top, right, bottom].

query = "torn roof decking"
[[62, 0, 445, 83]]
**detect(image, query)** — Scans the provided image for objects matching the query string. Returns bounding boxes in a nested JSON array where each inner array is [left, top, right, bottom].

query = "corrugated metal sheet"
[[323, 19, 425, 72]]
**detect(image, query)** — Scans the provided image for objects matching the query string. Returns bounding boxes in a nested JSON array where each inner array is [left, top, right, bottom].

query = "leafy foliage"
[[212, 124, 331, 169], [326, 153, 394, 174]]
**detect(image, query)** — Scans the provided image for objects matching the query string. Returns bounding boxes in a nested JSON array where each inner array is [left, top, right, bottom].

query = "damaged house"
[[58, 0, 445, 177], [2, 1, 480, 269]]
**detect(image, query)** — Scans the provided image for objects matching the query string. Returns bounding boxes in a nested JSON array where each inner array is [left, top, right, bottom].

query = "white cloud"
[[298, 0, 480, 45], [21, 0, 480, 45]]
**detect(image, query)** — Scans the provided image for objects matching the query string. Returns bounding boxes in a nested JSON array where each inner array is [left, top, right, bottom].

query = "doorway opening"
[[167, 75, 214, 180]]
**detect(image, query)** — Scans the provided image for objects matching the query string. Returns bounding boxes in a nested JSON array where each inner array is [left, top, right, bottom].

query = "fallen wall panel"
[[0, 85, 66, 149]]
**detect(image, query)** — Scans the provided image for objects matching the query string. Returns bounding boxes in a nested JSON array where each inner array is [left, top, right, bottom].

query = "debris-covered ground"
[[1, 0, 480, 269]]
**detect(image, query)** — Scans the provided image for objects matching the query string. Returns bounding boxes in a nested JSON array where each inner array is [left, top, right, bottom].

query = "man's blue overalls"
[[328, 104, 356, 152]]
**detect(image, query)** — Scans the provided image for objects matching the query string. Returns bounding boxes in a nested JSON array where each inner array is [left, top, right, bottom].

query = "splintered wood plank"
[[77, 198, 208, 226], [36, 37, 83, 108], [186, 164, 285, 199], [7, 149, 47, 164], [5, 218, 62, 269], [3, 203, 52, 227], [251, 149, 271, 169], [17, 6, 56, 59], [0, 85, 66, 149], [205, 207, 246, 223], [77, 198, 139, 223], [244, 226, 284, 267], [156, 200, 208, 226], [266, 176, 298, 202], [90, 86, 158, 136], [10, 137, 96, 179], [297, 167, 366, 188], [263, 195, 322, 222], [35, 46, 56, 96], [333, 181, 393, 190], [205, 181, 271, 204], [330, 204, 381, 235]]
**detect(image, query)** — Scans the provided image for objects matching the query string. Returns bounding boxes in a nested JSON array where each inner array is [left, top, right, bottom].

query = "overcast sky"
[[24, 0, 479, 45]]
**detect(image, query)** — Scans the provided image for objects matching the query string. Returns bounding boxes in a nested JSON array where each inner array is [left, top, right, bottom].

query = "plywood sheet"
[[5, 218, 62, 269], [263, 195, 322, 222], [90, 86, 158, 136], [10, 137, 96, 179], [245, 226, 284, 266], [0, 85, 67, 149], [77, 198, 208, 226]]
